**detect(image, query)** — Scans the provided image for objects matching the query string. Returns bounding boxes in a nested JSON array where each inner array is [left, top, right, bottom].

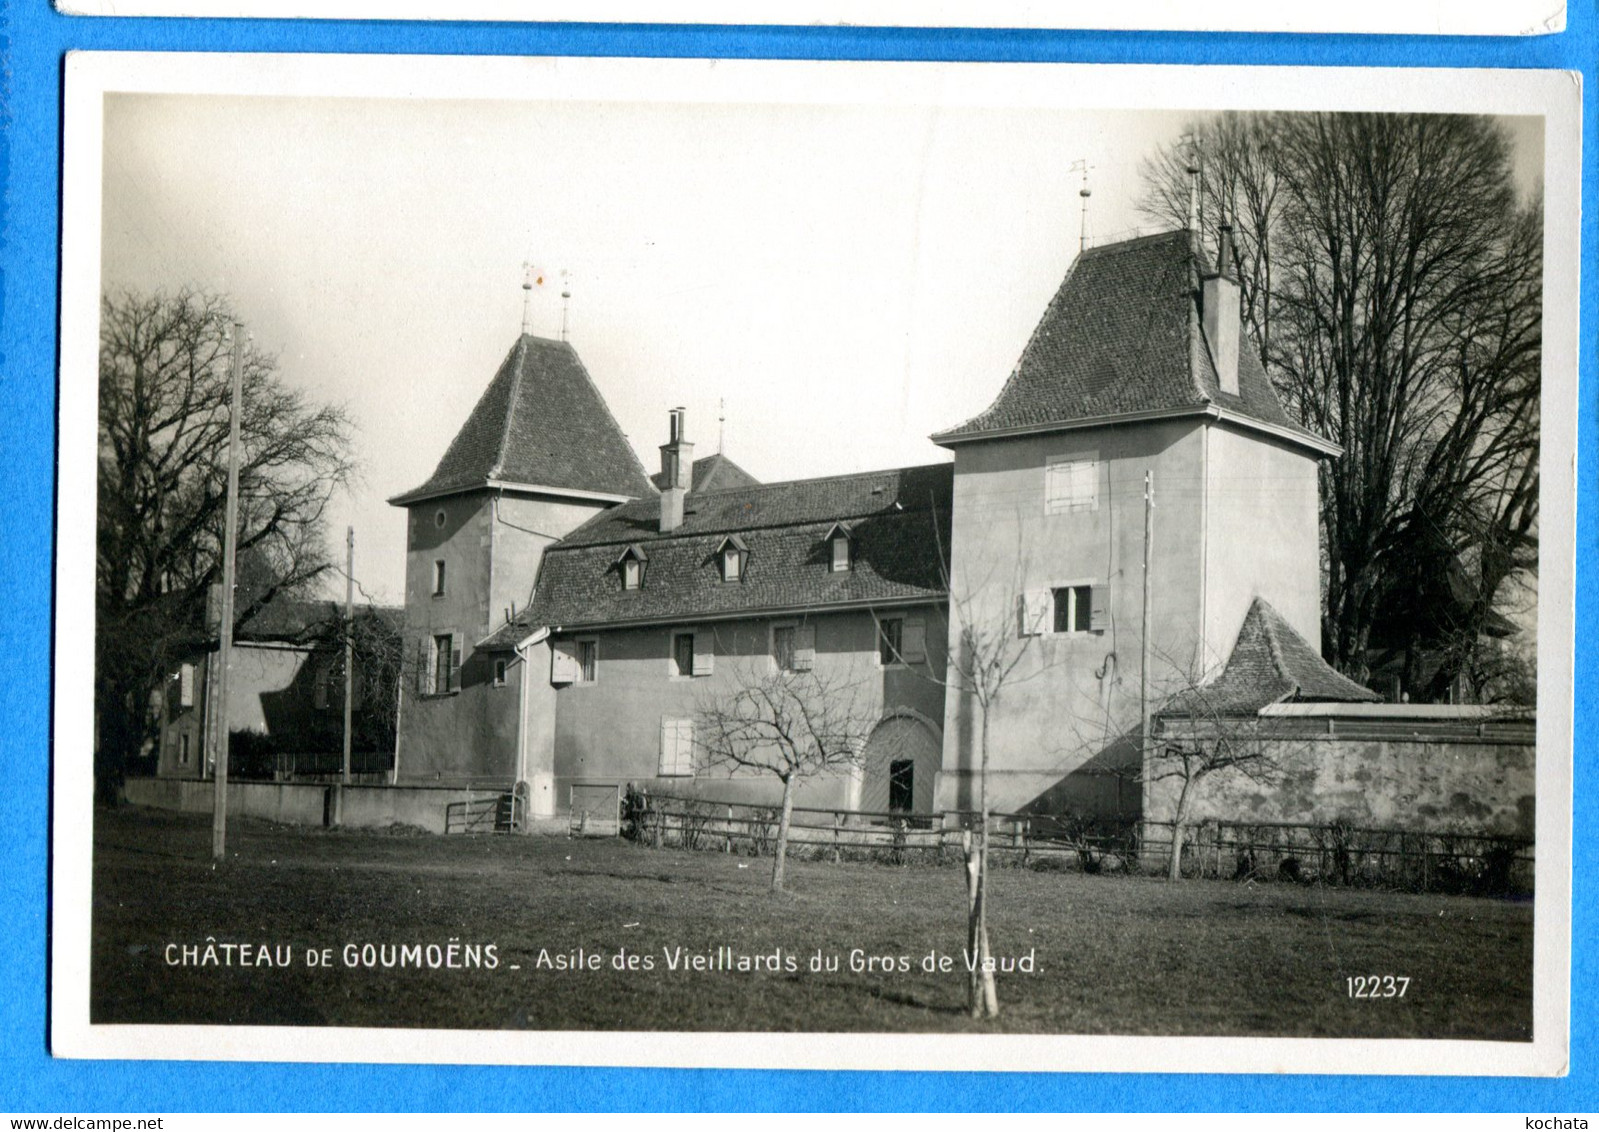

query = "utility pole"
[[211, 322, 246, 863], [1140, 470, 1155, 762], [341, 524, 354, 787]]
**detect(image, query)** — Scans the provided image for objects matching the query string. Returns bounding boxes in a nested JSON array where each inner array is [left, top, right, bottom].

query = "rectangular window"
[[313, 665, 331, 710], [1045, 454, 1099, 514], [433, 633, 455, 694], [178, 663, 195, 709], [179, 732, 191, 767], [878, 617, 904, 666], [773, 625, 797, 672], [623, 558, 642, 590], [673, 632, 695, 678], [578, 640, 598, 684], [492, 658, 508, 687], [659, 718, 695, 777], [432, 559, 446, 596], [722, 549, 742, 582], [793, 625, 816, 672], [1053, 585, 1093, 634], [831, 536, 850, 572]]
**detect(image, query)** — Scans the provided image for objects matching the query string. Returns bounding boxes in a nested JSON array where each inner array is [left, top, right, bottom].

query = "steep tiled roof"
[[650, 452, 761, 494], [220, 598, 402, 646], [933, 230, 1324, 448], [1162, 598, 1380, 717], [483, 464, 952, 640], [390, 335, 655, 505], [557, 463, 952, 548]]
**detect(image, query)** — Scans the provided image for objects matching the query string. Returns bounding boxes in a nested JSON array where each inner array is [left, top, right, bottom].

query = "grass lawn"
[[91, 806, 1533, 1038]]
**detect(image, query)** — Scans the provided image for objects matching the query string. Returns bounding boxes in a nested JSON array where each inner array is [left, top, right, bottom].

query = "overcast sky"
[[101, 94, 1543, 604]]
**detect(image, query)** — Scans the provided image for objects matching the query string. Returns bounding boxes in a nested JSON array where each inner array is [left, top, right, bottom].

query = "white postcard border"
[[49, 0, 1570, 37], [53, 52, 1580, 1076]]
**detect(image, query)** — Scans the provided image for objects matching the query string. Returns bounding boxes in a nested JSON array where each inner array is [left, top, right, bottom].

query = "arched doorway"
[[859, 713, 941, 815]]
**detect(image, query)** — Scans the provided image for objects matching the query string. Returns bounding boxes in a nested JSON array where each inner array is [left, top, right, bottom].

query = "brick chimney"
[[1202, 224, 1241, 397], [659, 407, 694, 533]]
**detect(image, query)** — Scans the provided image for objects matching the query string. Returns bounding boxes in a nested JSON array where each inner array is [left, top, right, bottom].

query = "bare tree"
[[912, 552, 1074, 1019], [1139, 113, 1541, 696], [695, 665, 878, 892], [938, 586, 1039, 1018], [1142, 653, 1286, 881], [890, 509, 1088, 1020], [97, 288, 354, 801]]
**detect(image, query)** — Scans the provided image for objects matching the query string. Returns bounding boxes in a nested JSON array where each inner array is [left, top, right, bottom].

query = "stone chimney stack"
[[659, 407, 694, 533], [1202, 224, 1241, 397]]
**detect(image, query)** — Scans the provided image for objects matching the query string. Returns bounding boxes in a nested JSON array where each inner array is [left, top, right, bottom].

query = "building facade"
[[928, 229, 1337, 814], [388, 225, 1471, 825], [386, 335, 656, 786], [155, 598, 402, 782]]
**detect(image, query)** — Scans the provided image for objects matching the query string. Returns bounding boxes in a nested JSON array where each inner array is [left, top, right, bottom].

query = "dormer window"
[[716, 535, 749, 583], [615, 544, 648, 591], [826, 523, 852, 573]]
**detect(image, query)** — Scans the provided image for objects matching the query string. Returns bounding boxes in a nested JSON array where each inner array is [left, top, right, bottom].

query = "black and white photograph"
[[53, 55, 1577, 1075]]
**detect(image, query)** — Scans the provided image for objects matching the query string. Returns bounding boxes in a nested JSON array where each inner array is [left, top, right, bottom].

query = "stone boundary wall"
[[1147, 706, 1536, 838], [123, 777, 510, 835]]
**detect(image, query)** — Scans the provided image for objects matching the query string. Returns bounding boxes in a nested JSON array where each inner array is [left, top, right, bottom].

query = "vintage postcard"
[[54, 53, 1577, 1075]]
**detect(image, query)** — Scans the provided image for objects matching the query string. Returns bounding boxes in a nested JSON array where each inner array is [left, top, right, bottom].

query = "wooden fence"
[[628, 790, 1136, 868], [1148, 818, 1535, 895], [230, 745, 394, 783], [627, 790, 1533, 895]]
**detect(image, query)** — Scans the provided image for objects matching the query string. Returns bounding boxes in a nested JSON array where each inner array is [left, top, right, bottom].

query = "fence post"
[[832, 811, 842, 864], [725, 805, 733, 854]]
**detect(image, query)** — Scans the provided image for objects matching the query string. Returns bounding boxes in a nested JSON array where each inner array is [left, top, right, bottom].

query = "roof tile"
[[936, 230, 1315, 443], [391, 335, 656, 505], [484, 464, 953, 639], [650, 452, 761, 494], [1162, 598, 1380, 716]]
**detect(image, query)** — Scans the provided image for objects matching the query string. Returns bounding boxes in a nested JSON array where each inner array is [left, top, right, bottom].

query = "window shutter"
[[659, 718, 694, 776], [1044, 461, 1067, 514], [794, 625, 816, 671], [179, 663, 195, 709], [901, 617, 927, 663], [679, 720, 695, 775], [551, 639, 579, 685], [1089, 584, 1109, 632], [1046, 455, 1099, 513], [692, 631, 714, 676], [1018, 591, 1049, 636], [415, 640, 430, 694], [451, 643, 463, 694], [1073, 460, 1099, 510]]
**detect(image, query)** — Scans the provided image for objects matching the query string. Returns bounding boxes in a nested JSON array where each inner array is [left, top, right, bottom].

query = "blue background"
[[2, 0, 1593, 1112]]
